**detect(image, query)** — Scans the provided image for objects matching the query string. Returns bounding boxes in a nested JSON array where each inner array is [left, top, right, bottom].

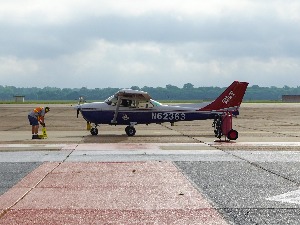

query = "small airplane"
[[75, 81, 248, 140]]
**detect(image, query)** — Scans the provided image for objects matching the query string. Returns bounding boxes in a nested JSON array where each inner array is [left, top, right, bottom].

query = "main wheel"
[[125, 126, 136, 136], [90, 127, 98, 135], [227, 129, 238, 140]]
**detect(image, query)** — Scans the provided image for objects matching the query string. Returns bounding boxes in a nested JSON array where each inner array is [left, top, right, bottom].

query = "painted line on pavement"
[[1, 142, 300, 151], [266, 189, 300, 205]]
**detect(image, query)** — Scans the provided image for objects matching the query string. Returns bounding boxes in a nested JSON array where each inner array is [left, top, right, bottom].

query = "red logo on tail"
[[222, 91, 236, 104]]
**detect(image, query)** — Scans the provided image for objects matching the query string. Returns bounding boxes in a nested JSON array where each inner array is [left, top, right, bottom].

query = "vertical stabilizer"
[[201, 81, 248, 111]]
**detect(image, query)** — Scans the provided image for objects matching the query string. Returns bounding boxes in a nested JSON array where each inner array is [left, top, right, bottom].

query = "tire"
[[227, 129, 238, 140], [90, 127, 98, 135], [125, 126, 136, 136]]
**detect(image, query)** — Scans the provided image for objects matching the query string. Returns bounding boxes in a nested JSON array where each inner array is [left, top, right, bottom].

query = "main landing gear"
[[89, 123, 136, 137], [212, 113, 238, 141], [125, 126, 136, 136]]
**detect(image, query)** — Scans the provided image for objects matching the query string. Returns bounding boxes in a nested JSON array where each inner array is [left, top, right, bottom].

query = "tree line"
[[1, 84, 300, 101]]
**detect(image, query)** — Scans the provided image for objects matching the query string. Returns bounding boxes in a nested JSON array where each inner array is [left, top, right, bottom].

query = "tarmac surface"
[[0, 103, 300, 224]]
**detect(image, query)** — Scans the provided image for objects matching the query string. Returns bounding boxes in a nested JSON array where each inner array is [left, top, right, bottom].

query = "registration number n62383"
[[151, 112, 186, 121]]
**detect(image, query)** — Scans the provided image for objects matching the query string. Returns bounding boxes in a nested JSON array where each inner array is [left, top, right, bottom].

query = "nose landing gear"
[[89, 122, 98, 135], [90, 127, 98, 135]]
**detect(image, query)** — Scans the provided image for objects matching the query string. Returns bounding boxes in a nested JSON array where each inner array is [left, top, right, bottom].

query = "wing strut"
[[111, 97, 123, 124]]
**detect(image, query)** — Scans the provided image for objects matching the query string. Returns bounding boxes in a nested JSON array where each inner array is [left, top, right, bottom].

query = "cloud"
[[0, 56, 38, 75], [0, 0, 300, 88]]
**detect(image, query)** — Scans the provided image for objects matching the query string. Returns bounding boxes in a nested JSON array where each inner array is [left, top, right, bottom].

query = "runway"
[[1, 103, 300, 224]]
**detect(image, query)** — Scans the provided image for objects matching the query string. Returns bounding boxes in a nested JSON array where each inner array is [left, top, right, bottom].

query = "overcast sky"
[[1, 0, 300, 88]]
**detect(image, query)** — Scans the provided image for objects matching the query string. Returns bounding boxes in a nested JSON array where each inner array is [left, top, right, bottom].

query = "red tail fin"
[[201, 81, 248, 111]]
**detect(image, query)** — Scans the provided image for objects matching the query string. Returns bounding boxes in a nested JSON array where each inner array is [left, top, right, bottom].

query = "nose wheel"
[[90, 127, 98, 135]]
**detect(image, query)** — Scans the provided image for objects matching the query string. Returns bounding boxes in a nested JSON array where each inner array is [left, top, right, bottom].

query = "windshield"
[[150, 99, 162, 107], [105, 94, 117, 105]]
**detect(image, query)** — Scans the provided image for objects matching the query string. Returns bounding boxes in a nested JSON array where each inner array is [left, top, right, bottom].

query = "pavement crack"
[[221, 149, 300, 186], [160, 123, 206, 143]]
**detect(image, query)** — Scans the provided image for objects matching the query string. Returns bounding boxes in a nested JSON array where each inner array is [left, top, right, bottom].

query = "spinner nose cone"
[[74, 104, 81, 110]]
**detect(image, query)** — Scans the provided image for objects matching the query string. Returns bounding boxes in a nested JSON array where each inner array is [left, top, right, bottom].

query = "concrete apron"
[[0, 161, 228, 225]]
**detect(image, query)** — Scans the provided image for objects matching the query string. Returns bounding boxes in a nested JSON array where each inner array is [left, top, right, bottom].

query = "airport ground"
[[0, 103, 300, 224]]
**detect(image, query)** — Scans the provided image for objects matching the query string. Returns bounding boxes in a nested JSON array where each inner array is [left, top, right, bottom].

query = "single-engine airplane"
[[75, 81, 248, 140]]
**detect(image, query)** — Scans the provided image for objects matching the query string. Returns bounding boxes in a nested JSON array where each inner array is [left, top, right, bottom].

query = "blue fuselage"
[[80, 109, 218, 125]]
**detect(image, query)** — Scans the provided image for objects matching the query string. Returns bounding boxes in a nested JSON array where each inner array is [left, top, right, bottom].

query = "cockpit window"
[[150, 99, 162, 107], [105, 95, 117, 105], [137, 101, 153, 109], [105, 95, 161, 108]]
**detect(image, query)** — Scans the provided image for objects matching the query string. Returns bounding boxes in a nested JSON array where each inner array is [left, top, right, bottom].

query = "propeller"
[[76, 96, 85, 118], [77, 108, 80, 118]]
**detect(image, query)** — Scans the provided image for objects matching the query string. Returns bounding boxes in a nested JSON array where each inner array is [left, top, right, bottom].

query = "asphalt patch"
[[174, 161, 300, 225], [0, 162, 42, 195]]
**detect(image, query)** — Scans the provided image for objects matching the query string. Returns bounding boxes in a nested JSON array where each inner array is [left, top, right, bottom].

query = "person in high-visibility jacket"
[[28, 107, 50, 139]]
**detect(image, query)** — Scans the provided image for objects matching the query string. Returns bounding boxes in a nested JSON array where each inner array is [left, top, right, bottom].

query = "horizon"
[[1, 83, 299, 89]]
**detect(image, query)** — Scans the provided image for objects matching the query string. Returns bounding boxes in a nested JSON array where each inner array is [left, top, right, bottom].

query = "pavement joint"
[[1, 142, 300, 152]]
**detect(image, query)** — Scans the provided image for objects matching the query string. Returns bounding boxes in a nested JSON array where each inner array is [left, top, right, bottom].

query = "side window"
[[138, 101, 153, 109], [120, 99, 132, 107]]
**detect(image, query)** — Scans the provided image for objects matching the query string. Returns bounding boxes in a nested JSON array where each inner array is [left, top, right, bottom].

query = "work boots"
[[32, 135, 41, 139]]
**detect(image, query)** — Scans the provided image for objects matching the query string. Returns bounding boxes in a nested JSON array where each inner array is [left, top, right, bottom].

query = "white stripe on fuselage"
[[76, 102, 199, 112]]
